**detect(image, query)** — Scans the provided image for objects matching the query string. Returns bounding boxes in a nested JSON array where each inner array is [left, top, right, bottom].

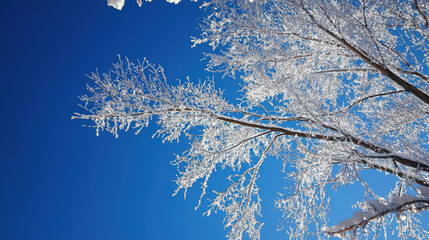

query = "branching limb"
[[300, 3, 429, 105], [324, 188, 429, 235]]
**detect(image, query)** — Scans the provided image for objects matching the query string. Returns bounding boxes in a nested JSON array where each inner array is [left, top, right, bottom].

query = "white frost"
[[107, 0, 182, 10], [166, 0, 181, 3], [107, 0, 125, 10], [324, 187, 429, 234]]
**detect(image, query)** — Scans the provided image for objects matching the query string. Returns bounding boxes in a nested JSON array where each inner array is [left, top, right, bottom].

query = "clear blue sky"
[[0, 1, 426, 240]]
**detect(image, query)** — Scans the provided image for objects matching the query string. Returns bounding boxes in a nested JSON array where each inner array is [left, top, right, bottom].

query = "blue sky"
[[0, 1, 427, 240]]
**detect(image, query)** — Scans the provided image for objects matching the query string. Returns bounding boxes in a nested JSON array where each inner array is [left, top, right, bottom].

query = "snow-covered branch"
[[324, 187, 429, 235]]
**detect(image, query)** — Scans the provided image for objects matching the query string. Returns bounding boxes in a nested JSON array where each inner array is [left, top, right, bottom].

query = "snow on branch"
[[73, 57, 234, 139], [324, 187, 429, 235]]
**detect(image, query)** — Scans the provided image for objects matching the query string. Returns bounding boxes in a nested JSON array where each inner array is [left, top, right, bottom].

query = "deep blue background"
[[0, 1, 426, 240]]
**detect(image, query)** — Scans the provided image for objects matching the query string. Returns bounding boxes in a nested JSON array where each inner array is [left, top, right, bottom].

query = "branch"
[[413, 0, 429, 28], [214, 115, 429, 178], [77, 107, 429, 178], [202, 130, 273, 155], [312, 68, 376, 74], [364, 153, 429, 173], [322, 90, 405, 116], [245, 134, 282, 205], [324, 188, 429, 235], [301, 5, 429, 105], [359, 159, 429, 187]]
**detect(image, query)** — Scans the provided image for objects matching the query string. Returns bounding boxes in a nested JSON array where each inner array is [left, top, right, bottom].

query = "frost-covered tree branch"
[[323, 187, 429, 236], [80, 0, 429, 239]]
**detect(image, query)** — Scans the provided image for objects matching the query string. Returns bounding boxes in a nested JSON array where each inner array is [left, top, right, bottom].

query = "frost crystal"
[[107, 0, 125, 10], [107, 0, 182, 10]]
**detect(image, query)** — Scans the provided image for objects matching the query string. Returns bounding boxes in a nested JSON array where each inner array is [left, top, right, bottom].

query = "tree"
[[74, 0, 429, 239]]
